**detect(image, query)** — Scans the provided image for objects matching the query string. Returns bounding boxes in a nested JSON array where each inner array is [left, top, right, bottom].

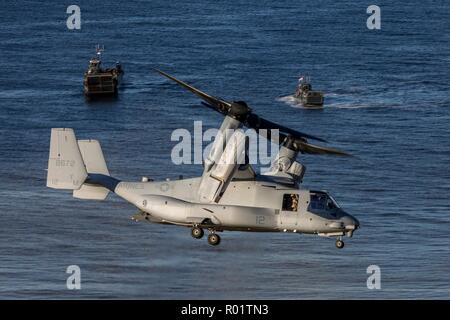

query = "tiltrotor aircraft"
[[46, 70, 359, 248]]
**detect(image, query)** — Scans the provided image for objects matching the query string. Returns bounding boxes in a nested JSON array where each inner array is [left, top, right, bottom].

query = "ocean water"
[[0, 0, 449, 299]]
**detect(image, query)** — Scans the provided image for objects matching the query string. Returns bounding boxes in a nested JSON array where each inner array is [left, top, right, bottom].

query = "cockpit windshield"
[[309, 191, 340, 212]]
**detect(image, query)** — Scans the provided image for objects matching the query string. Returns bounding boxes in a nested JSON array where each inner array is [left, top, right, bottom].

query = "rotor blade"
[[246, 113, 326, 143], [154, 69, 231, 113], [201, 102, 228, 116], [156, 69, 327, 143], [296, 141, 351, 156]]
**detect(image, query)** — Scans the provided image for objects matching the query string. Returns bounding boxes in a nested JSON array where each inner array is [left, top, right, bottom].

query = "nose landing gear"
[[335, 237, 345, 249]]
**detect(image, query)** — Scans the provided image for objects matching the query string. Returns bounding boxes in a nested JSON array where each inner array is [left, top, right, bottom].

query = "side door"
[[279, 193, 299, 229]]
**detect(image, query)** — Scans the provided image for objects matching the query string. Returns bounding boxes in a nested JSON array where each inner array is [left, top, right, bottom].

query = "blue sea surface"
[[0, 0, 449, 298]]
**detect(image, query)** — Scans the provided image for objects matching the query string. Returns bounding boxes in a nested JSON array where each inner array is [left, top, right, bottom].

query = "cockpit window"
[[309, 192, 340, 213], [282, 194, 299, 212]]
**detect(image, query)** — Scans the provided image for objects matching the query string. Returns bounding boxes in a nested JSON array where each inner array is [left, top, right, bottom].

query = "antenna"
[[95, 44, 105, 58]]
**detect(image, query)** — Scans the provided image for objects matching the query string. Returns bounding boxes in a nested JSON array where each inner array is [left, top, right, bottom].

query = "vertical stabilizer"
[[73, 139, 110, 200], [46, 128, 88, 190]]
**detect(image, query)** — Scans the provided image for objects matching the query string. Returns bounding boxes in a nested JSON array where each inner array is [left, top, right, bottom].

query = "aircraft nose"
[[340, 214, 360, 230]]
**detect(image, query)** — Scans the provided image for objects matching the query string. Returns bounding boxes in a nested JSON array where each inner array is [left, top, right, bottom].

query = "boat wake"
[[277, 95, 324, 110], [277, 94, 387, 110], [277, 95, 305, 109]]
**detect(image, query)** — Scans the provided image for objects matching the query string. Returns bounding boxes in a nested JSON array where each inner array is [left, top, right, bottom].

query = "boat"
[[83, 45, 123, 97], [294, 75, 324, 108]]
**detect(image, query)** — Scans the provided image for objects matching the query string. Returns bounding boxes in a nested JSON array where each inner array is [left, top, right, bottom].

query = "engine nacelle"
[[266, 145, 306, 183], [198, 129, 247, 203], [286, 160, 306, 182]]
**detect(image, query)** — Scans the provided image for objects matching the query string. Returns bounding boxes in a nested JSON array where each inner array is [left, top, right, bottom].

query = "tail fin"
[[47, 128, 88, 190], [46, 129, 113, 200], [73, 140, 110, 200]]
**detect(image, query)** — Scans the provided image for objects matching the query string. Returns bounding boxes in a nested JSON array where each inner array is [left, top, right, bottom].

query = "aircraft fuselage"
[[114, 177, 359, 237]]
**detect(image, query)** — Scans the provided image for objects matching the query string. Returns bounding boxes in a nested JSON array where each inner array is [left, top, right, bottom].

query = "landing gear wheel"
[[207, 233, 221, 246], [191, 226, 204, 239], [335, 239, 345, 249]]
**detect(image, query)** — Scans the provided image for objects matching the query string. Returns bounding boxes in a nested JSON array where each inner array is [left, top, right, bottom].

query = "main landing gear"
[[207, 233, 221, 246], [191, 226, 221, 246], [191, 226, 204, 239], [335, 237, 345, 249]]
